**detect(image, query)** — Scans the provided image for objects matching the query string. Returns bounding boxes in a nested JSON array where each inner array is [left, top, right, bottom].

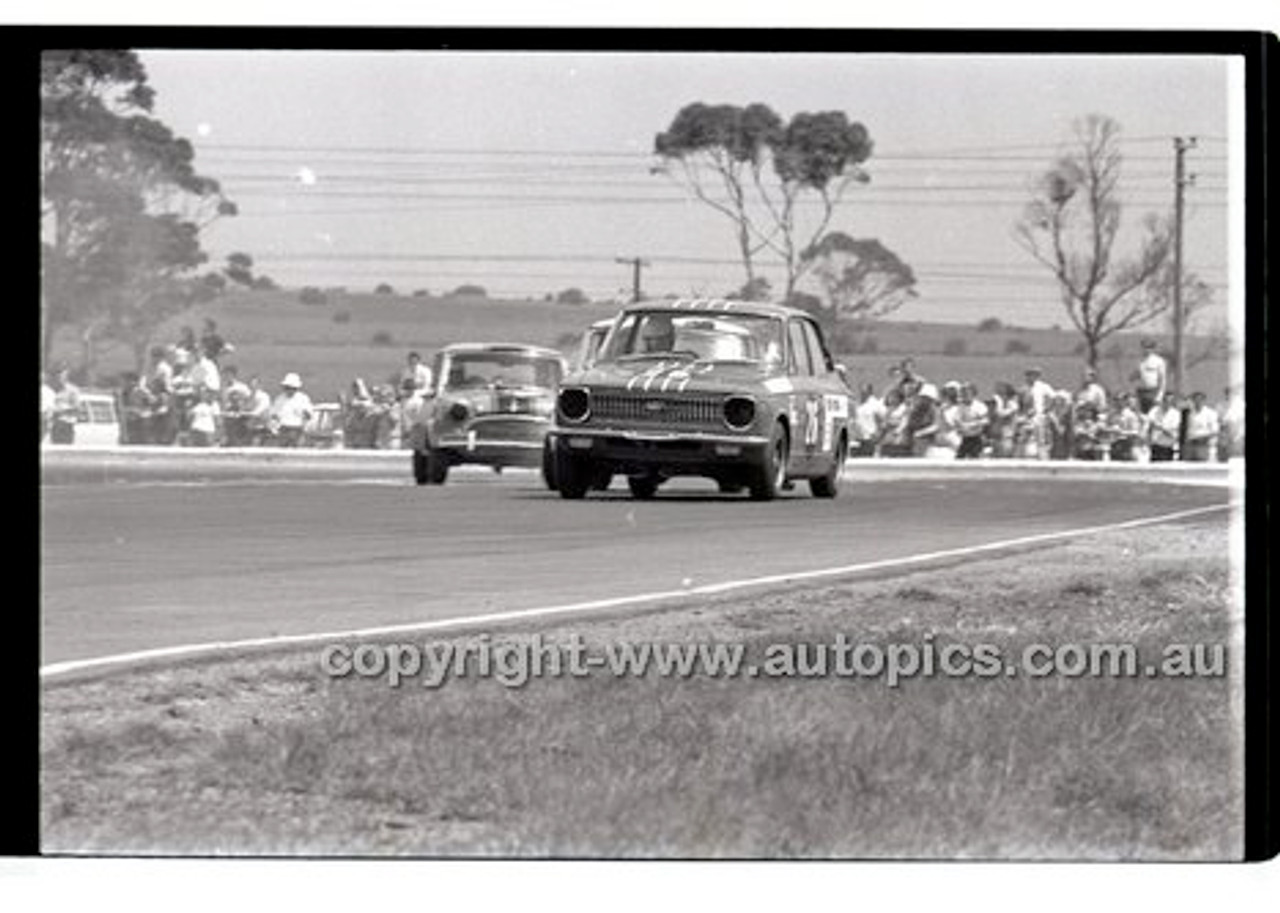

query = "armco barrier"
[[40, 444, 1238, 488]]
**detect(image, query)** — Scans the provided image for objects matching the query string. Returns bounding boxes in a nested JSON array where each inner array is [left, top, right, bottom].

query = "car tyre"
[[810, 431, 847, 499], [425, 446, 449, 485], [628, 475, 660, 500], [748, 422, 789, 501], [556, 447, 592, 500], [717, 479, 745, 495], [412, 450, 429, 486], [541, 437, 558, 491]]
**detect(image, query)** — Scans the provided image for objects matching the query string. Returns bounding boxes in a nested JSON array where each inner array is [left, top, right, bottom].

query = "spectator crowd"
[[42, 324, 1242, 463], [848, 341, 1243, 463], [39, 319, 438, 450]]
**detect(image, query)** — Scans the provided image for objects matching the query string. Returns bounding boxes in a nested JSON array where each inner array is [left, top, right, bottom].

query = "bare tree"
[[1014, 114, 1174, 369]]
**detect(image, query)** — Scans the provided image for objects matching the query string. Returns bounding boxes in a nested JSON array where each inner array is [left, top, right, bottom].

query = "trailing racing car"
[[407, 343, 565, 485], [550, 299, 852, 500]]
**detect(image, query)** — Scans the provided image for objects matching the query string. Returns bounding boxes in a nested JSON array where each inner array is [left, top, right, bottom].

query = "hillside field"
[[51, 289, 1232, 402]]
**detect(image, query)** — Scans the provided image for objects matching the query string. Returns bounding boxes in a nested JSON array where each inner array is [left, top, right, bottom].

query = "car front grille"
[[591, 391, 724, 428]]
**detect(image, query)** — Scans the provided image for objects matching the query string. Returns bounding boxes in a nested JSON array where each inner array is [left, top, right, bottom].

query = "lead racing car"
[[407, 343, 565, 485], [550, 299, 852, 500]]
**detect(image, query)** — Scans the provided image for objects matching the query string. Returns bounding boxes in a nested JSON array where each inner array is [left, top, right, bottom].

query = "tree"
[[452, 284, 487, 298], [556, 287, 589, 305], [653, 103, 874, 299], [790, 233, 916, 344], [375, 282, 395, 295], [41, 49, 236, 369], [977, 316, 1004, 333], [1013, 114, 1175, 369], [727, 276, 772, 302]]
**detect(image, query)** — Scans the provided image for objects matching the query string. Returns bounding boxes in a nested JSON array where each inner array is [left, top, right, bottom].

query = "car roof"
[[440, 343, 565, 359], [620, 298, 810, 320]]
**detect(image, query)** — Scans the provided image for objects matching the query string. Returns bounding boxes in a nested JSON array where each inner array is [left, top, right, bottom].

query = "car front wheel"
[[555, 447, 592, 499], [627, 475, 660, 500], [748, 422, 789, 501], [412, 450, 429, 486], [424, 446, 449, 485]]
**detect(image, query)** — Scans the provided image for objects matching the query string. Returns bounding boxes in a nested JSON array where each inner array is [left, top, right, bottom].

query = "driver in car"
[[640, 314, 676, 353]]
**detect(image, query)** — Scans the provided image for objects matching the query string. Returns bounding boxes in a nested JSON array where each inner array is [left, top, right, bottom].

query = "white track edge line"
[[40, 501, 1235, 680]]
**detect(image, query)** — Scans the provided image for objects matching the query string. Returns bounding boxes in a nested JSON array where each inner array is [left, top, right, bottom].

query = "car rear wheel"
[[412, 450, 429, 486], [717, 479, 745, 495], [810, 431, 847, 499], [748, 422, 789, 501], [628, 475, 660, 500], [555, 448, 592, 499]]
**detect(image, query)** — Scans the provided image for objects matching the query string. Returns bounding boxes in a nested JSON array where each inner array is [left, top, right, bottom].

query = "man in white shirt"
[[1135, 338, 1167, 413], [1076, 367, 1108, 413], [955, 383, 990, 459], [1146, 392, 1182, 462], [852, 384, 885, 457], [1024, 367, 1055, 415], [269, 373, 314, 447], [245, 376, 273, 446], [1184, 392, 1220, 462], [401, 351, 434, 393], [190, 350, 222, 395]]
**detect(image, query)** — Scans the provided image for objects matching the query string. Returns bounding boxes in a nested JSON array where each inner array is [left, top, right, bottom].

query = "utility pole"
[[615, 256, 650, 303], [1172, 136, 1197, 398]]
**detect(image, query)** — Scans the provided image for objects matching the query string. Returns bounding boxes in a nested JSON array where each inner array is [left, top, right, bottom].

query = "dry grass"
[[41, 518, 1241, 859]]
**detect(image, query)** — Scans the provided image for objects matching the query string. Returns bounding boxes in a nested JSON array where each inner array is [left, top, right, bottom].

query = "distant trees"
[[793, 233, 917, 337], [41, 49, 238, 373], [977, 316, 1004, 333], [556, 287, 589, 305], [653, 102, 874, 298], [1005, 338, 1033, 356], [374, 282, 395, 295], [1014, 114, 1175, 369], [299, 286, 328, 306], [452, 284, 487, 298]]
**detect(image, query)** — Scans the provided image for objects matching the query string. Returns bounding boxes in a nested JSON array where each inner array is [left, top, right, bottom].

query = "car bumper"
[[553, 427, 769, 475]]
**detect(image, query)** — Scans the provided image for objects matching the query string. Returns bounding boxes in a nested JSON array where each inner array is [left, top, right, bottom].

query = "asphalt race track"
[[41, 474, 1230, 668]]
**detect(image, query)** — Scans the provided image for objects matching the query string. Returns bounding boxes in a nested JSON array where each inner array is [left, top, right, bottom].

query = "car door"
[[785, 318, 820, 475], [801, 319, 851, 467]]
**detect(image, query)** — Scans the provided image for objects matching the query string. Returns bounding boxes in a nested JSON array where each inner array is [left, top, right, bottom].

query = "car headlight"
[[558, 387, 590, 423], [449, 402, 469, 422], [723, 396, 756, 430]]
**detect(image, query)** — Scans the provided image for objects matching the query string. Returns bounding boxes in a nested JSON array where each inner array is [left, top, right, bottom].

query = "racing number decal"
[[804, 397, 821, 449], [821, 394, 849, 453]]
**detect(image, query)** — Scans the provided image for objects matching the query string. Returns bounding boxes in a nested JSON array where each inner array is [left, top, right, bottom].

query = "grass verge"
[[41, 517, 1241, 859]]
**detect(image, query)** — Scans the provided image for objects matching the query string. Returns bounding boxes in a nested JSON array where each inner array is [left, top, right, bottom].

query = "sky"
[[134, 48, 1239, 328]]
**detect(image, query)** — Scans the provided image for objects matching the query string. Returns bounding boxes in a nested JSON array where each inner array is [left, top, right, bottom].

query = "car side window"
[[801, 320, 834, 375], [787, 320, 814, 377]]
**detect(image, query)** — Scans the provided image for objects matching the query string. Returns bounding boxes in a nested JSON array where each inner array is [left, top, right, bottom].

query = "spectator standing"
[[220, 367, 252, 447], [147, 346, 177, 445], [170, 346, 197, 443], [1108, 392, 1144, 462], [401, 351, 433, 393], [41, 374, 56, 443], [120, 371, 157, 445], [190, 348, 222, 397], [1217, 386, 1244, 460], [1184, 392, 1220, 462], [1134, 338, 1168, 413], [908, 383, 942, 458], [932, 384, 962, 459], [200, 318, 233, 363], [989, 381, 1019, 458], [954, 383, 989, 459], [1076, 367, 1108, 413], [1071, 404, 1106, 461], [343, 378, 376, 449], [268, 373, 313, 447], [46, 365, 81, 445], [1147, 391, 1182, 462], [187, 388, 221, 447], [852, 383, 886, 457], [245, 376, 273, 445], [879, 388, 911, 458]]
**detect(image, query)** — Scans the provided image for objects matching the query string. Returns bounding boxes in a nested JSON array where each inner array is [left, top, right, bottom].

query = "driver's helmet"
[[639, 313, 676, 353]]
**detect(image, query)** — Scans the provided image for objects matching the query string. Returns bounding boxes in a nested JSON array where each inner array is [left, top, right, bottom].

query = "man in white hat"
[[269, 372, 314, 447], [1134, 338, 1167, 413]]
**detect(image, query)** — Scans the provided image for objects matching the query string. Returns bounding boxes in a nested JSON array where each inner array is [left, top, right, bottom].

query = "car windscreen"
[[602, 312, 784, 366], [441, 353, 562, 390]]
